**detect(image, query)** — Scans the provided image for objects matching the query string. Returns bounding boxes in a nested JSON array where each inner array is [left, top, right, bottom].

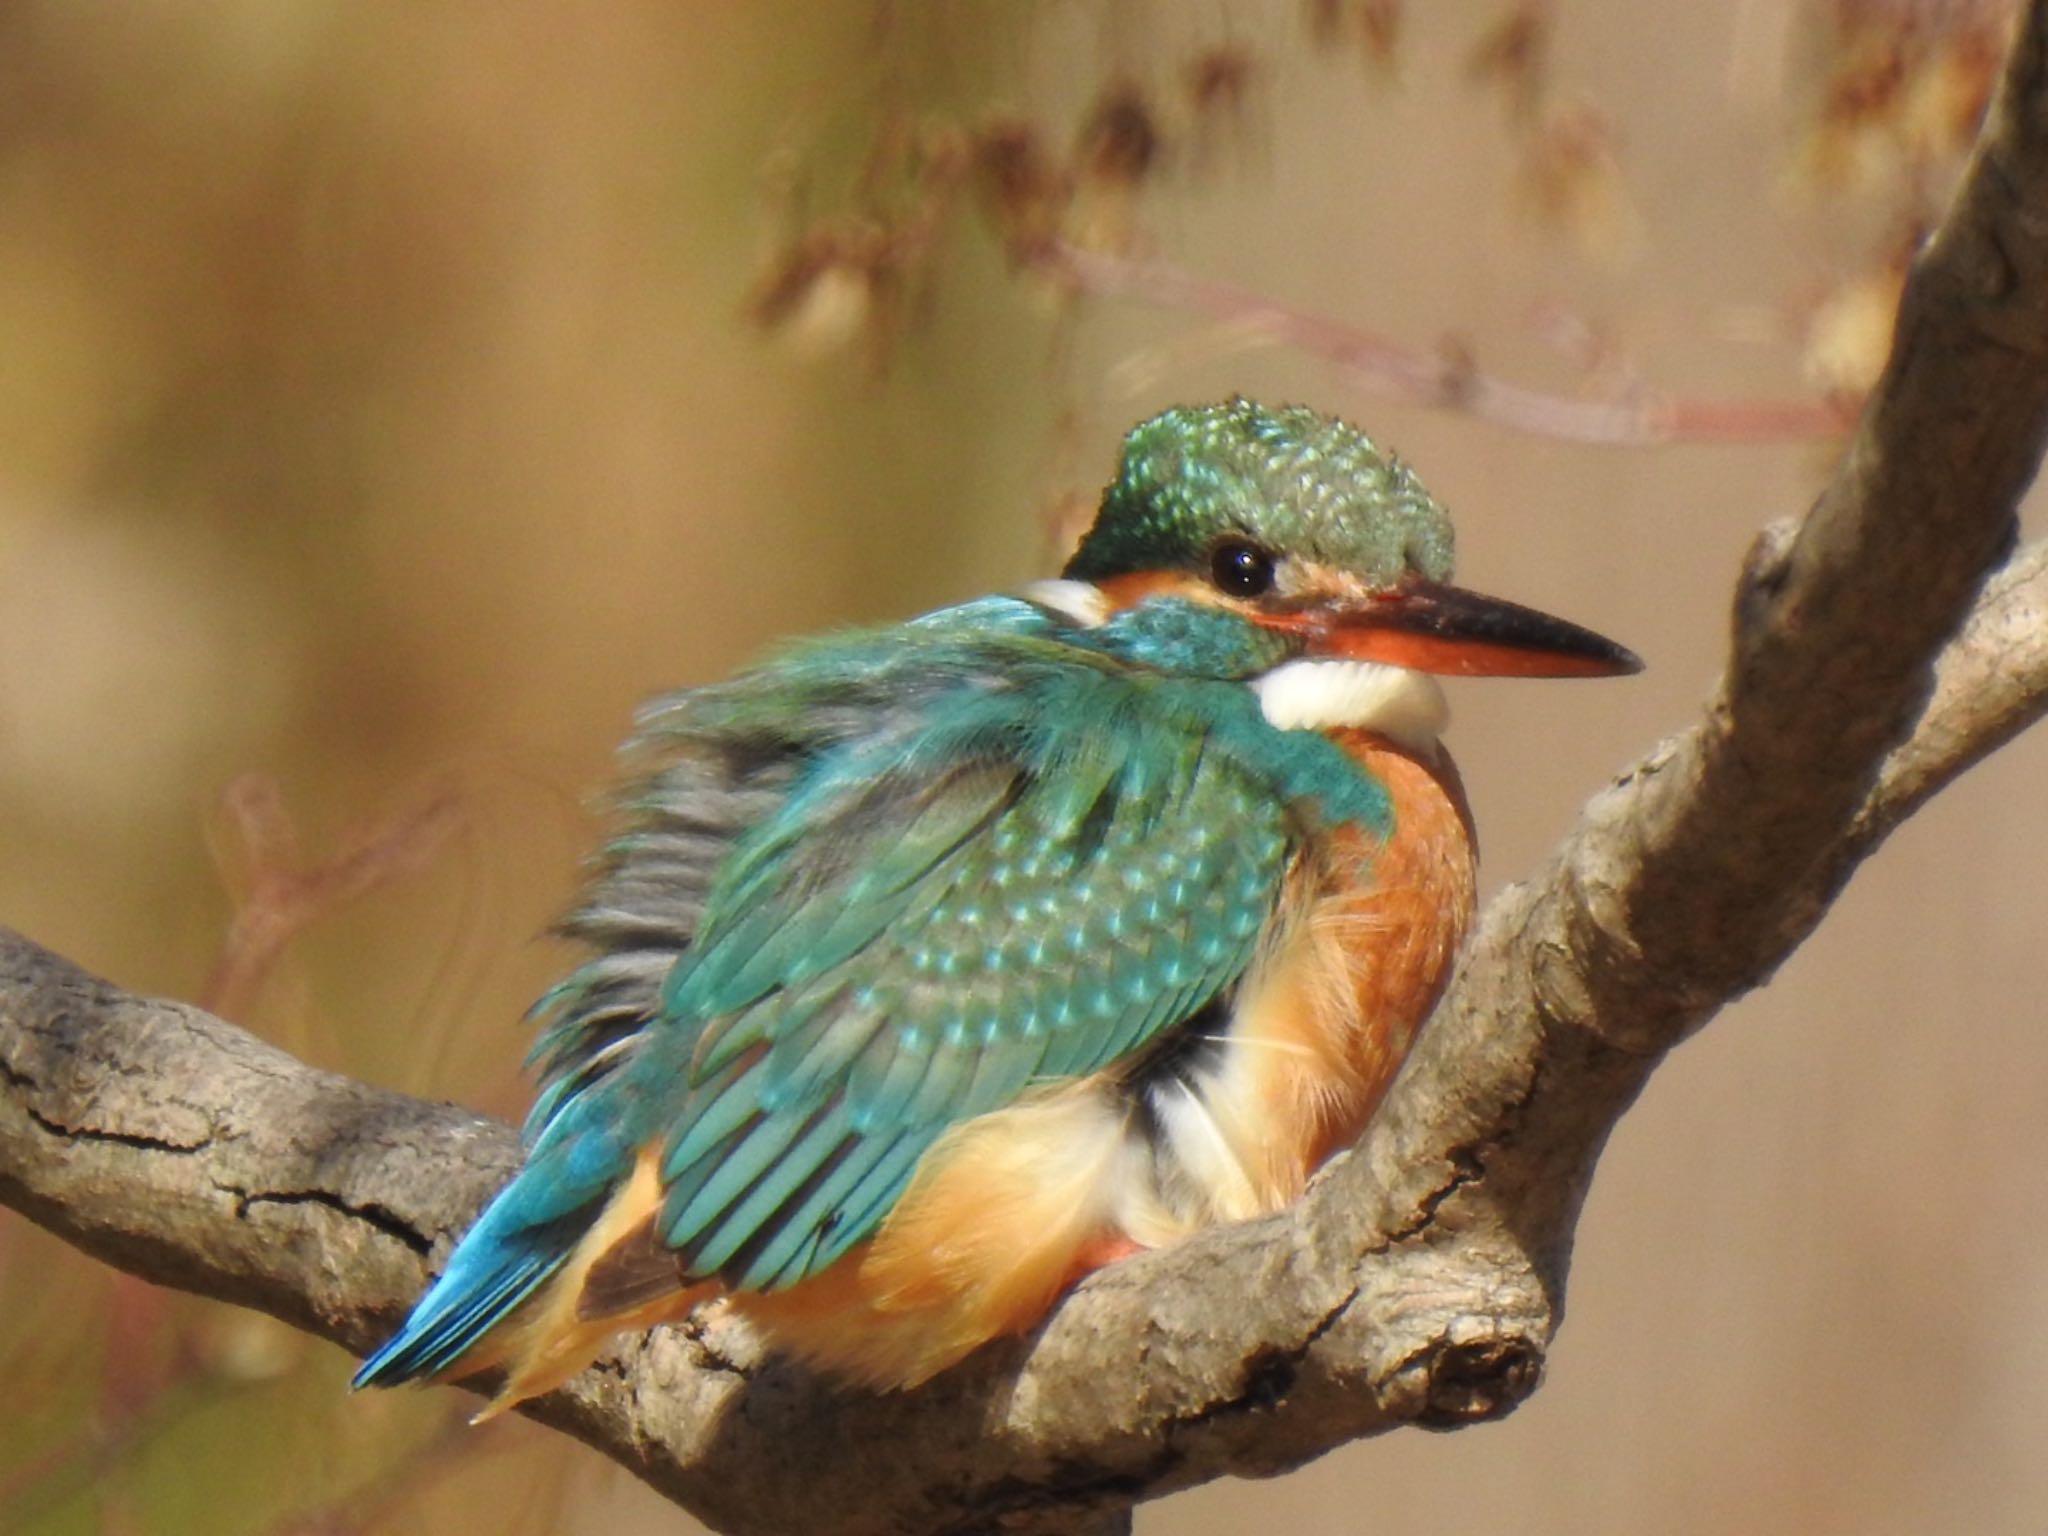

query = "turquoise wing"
[[522, 596, 1070, 1142], [613, 661, 1300, 1295]]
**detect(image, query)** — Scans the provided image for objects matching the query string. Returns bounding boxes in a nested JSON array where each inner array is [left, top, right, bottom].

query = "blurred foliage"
[[0, 3, 2017, 1535]]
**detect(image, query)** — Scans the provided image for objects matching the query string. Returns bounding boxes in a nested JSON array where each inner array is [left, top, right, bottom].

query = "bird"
[[352, 398, 1639, 1416]]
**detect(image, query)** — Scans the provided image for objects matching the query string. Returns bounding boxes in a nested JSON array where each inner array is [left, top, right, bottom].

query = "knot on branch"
[[1733, 517, 1801, 650], [1412, 1329, 1545, 1429]]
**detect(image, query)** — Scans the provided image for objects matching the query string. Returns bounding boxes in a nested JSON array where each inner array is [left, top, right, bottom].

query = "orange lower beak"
[[1260, 578, 1642, 678]]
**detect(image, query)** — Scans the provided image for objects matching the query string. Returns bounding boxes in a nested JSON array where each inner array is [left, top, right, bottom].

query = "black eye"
[[1209, 538, 1276, 598]]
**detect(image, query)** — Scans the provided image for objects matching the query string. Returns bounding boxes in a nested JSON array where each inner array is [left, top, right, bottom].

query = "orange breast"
[[1225, 730, 1477, 1184]]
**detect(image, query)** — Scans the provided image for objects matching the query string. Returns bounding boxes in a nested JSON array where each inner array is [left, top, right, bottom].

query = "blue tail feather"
[[353, 1139, 617, 1390]]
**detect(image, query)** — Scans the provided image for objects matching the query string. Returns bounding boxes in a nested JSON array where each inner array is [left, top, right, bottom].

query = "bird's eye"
[[1209, 538, 1276, 598]]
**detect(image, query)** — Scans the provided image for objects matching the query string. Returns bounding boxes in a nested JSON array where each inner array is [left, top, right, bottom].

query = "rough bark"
[[8, 6, 2048, 1534]]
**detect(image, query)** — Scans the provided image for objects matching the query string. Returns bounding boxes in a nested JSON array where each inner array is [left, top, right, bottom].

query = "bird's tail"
[[354, 1143, 701, 1416], [351, 1176, 581, 1392]]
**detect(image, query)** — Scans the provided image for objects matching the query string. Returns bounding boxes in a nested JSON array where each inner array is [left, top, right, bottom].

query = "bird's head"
[[1041, 399, 1639, 747]]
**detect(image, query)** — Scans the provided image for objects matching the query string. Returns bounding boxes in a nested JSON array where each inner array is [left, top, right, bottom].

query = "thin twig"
[[1035, 238, 1852, 444]]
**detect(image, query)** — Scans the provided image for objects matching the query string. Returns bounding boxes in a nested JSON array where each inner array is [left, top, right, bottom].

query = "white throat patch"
[[1251, 659, 1450, 752], [1021, 579, 1110, 628]]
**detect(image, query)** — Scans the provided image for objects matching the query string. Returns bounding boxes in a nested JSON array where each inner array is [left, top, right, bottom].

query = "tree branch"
[[8, 5, 2048, 1533], [1032, 240, 1850, 445]]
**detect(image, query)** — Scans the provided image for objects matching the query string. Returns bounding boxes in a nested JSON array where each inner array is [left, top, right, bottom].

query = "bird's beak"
[[1260, 577, 1643, 678]]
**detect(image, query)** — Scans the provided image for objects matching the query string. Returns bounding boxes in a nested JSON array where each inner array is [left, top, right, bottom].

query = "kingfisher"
[[353, 398, 1638, 1415]]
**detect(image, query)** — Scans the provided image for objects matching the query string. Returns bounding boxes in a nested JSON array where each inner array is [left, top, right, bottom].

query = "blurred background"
[[2, 2, 2043, 1534]]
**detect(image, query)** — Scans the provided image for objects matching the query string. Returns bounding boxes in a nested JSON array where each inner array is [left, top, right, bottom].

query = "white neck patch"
[[1251, 659, 1450, 752], [1021, 578, 1111, 628]]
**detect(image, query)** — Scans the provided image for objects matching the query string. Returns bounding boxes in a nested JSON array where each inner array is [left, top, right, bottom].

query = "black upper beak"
[[1262, 577, 1642, 678]]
